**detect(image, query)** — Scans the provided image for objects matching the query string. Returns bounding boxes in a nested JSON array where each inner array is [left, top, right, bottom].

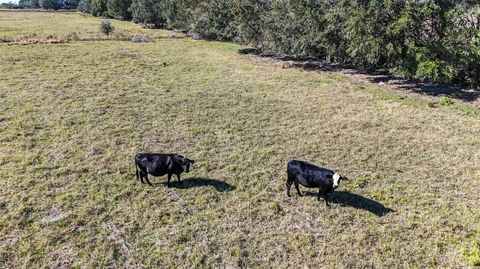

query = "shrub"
[[130, 0, 166, 28], [74, 0, 479, 87], [39, 0, 63, 10], [192, 0, 237, 41], [131, 34, 151, 42], [439, 96, 454, 106], [107, 0, 132, 20], [30, 0, 40, 8], [91, 0, 108, 17], [415, 59, 456, 84], [76, 0, 91, 12], [64, 0, 79, 9], [352, 177, 368, 188], [19, 0, 31, 8], [463, 236, 480, 266], [161, 0, 201, 29], [231, 0, 269, 46], [67, 32, 80, 41], [100, 20, 115, 37]]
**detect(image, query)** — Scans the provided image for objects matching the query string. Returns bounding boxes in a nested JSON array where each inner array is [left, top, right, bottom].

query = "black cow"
[[134, 153, 195, 187], [287, 160, 349, 206]]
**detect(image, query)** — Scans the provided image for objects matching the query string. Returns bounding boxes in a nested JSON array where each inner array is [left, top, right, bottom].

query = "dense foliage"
[[107, 0, 132, 20], [90, 0, 108, 17], [39, 0, 63, 10], [100, 20, 115, 36], [3, 0, 475, 87], [76, 0, 91, 12], [130, 0, 166, 28]]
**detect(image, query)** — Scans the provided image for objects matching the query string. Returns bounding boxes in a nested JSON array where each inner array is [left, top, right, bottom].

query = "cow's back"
[[136, 153, 175, 176], [287, 160, 334, 188]]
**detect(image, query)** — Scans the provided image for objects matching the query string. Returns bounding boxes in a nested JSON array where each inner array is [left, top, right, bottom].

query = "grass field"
[[0, 10, 172, 39], [1, 11, 480, 268]]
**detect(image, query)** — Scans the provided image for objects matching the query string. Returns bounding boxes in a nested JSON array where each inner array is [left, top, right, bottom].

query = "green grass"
[[0, 10, 173, 39], [1, 11, 480, 268]]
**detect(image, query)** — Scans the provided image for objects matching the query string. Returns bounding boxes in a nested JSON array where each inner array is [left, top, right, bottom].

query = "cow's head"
[[332, 173, 349, 189], [174, 155, 195, 173]]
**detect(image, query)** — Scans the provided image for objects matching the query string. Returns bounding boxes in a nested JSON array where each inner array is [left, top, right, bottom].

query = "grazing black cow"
[[134, 153, 195, 187], [287, 160, 349, 206]]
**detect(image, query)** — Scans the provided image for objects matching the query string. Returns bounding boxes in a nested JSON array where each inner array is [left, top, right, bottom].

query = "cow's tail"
[[134, 156, 139, 180]]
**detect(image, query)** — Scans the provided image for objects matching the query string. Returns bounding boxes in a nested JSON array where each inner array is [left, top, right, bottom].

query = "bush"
[[439, 96, 454, 106], [18, 0, 31, 8], [192, 0, 237, 41], [67, 32, 80, 41], [415, 60, 456, 84], [76, 0, 91, 12], [30, 0, 40, 8], [107, 0, 132, 20], [75, 0, 479, 87], [100, 20, 115, 36], [130, 0, 166, 28], [39, 0, 63, 10], [463, 236, 480, 266], [231, 0, 269, 46], [91, 0, 108, 17], [161, 0, 201, 29], [64, 0, 79, 9], [131, 34, 151, 42]]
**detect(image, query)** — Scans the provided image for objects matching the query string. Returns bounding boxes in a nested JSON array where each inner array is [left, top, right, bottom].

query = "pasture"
[[1, 11, 480, 268]]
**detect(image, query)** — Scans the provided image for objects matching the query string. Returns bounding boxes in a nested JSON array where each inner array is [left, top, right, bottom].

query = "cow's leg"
[[139, 170, 145, 184], [294, 179, 302, 196], [319, 189, 330, 207], [135, 161, 139, 181], [324, 193, 330, 207], [286, 172, 294, 197], [167, 174, 172, 188], [144, 173, 153, 186], [176, 173, 182, 184]]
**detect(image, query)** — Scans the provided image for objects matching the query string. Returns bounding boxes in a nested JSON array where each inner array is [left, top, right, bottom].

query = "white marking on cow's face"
[[333, 173, 341, 188]]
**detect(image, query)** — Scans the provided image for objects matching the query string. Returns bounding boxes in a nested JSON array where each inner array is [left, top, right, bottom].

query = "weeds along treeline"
[[13, 0, 478, 87]]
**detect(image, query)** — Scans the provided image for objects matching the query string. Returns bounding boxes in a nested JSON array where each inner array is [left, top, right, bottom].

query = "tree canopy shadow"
[[364, 75, 480, 103], [305, 191, 393, 217], [238, 48, 479, 103], [161, 177, 236, 192]]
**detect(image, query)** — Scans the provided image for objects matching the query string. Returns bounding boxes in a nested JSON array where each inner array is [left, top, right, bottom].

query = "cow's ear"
[[189, 159, 195, 164], [342, 176, 349, 181]]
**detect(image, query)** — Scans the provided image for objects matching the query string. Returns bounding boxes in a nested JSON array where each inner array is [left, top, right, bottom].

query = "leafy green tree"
[[263, 0, 329, 56], [77, 0, 91, 12], [231, 0, 270, 46], [193, 0, 237, 41], [30, 0, 40, 8], [19, 0, 31, 8], [39, 0, 62, 10], [130, 0, 166, 28], [161, 0, 201, 29], [73, 0, 479, 87], [100, 20, 115, 36], [107, 0, 132, 20], [64, 0, 80, 9], [91, 0, 108, 17]]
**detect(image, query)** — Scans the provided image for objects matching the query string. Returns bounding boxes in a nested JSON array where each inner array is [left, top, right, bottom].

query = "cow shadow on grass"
[[305, 191, 393, 217], [159, 177, 236, 192]]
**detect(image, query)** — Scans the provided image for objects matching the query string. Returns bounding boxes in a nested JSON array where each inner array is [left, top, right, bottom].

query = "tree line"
[[6, 0, 480, 87]]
